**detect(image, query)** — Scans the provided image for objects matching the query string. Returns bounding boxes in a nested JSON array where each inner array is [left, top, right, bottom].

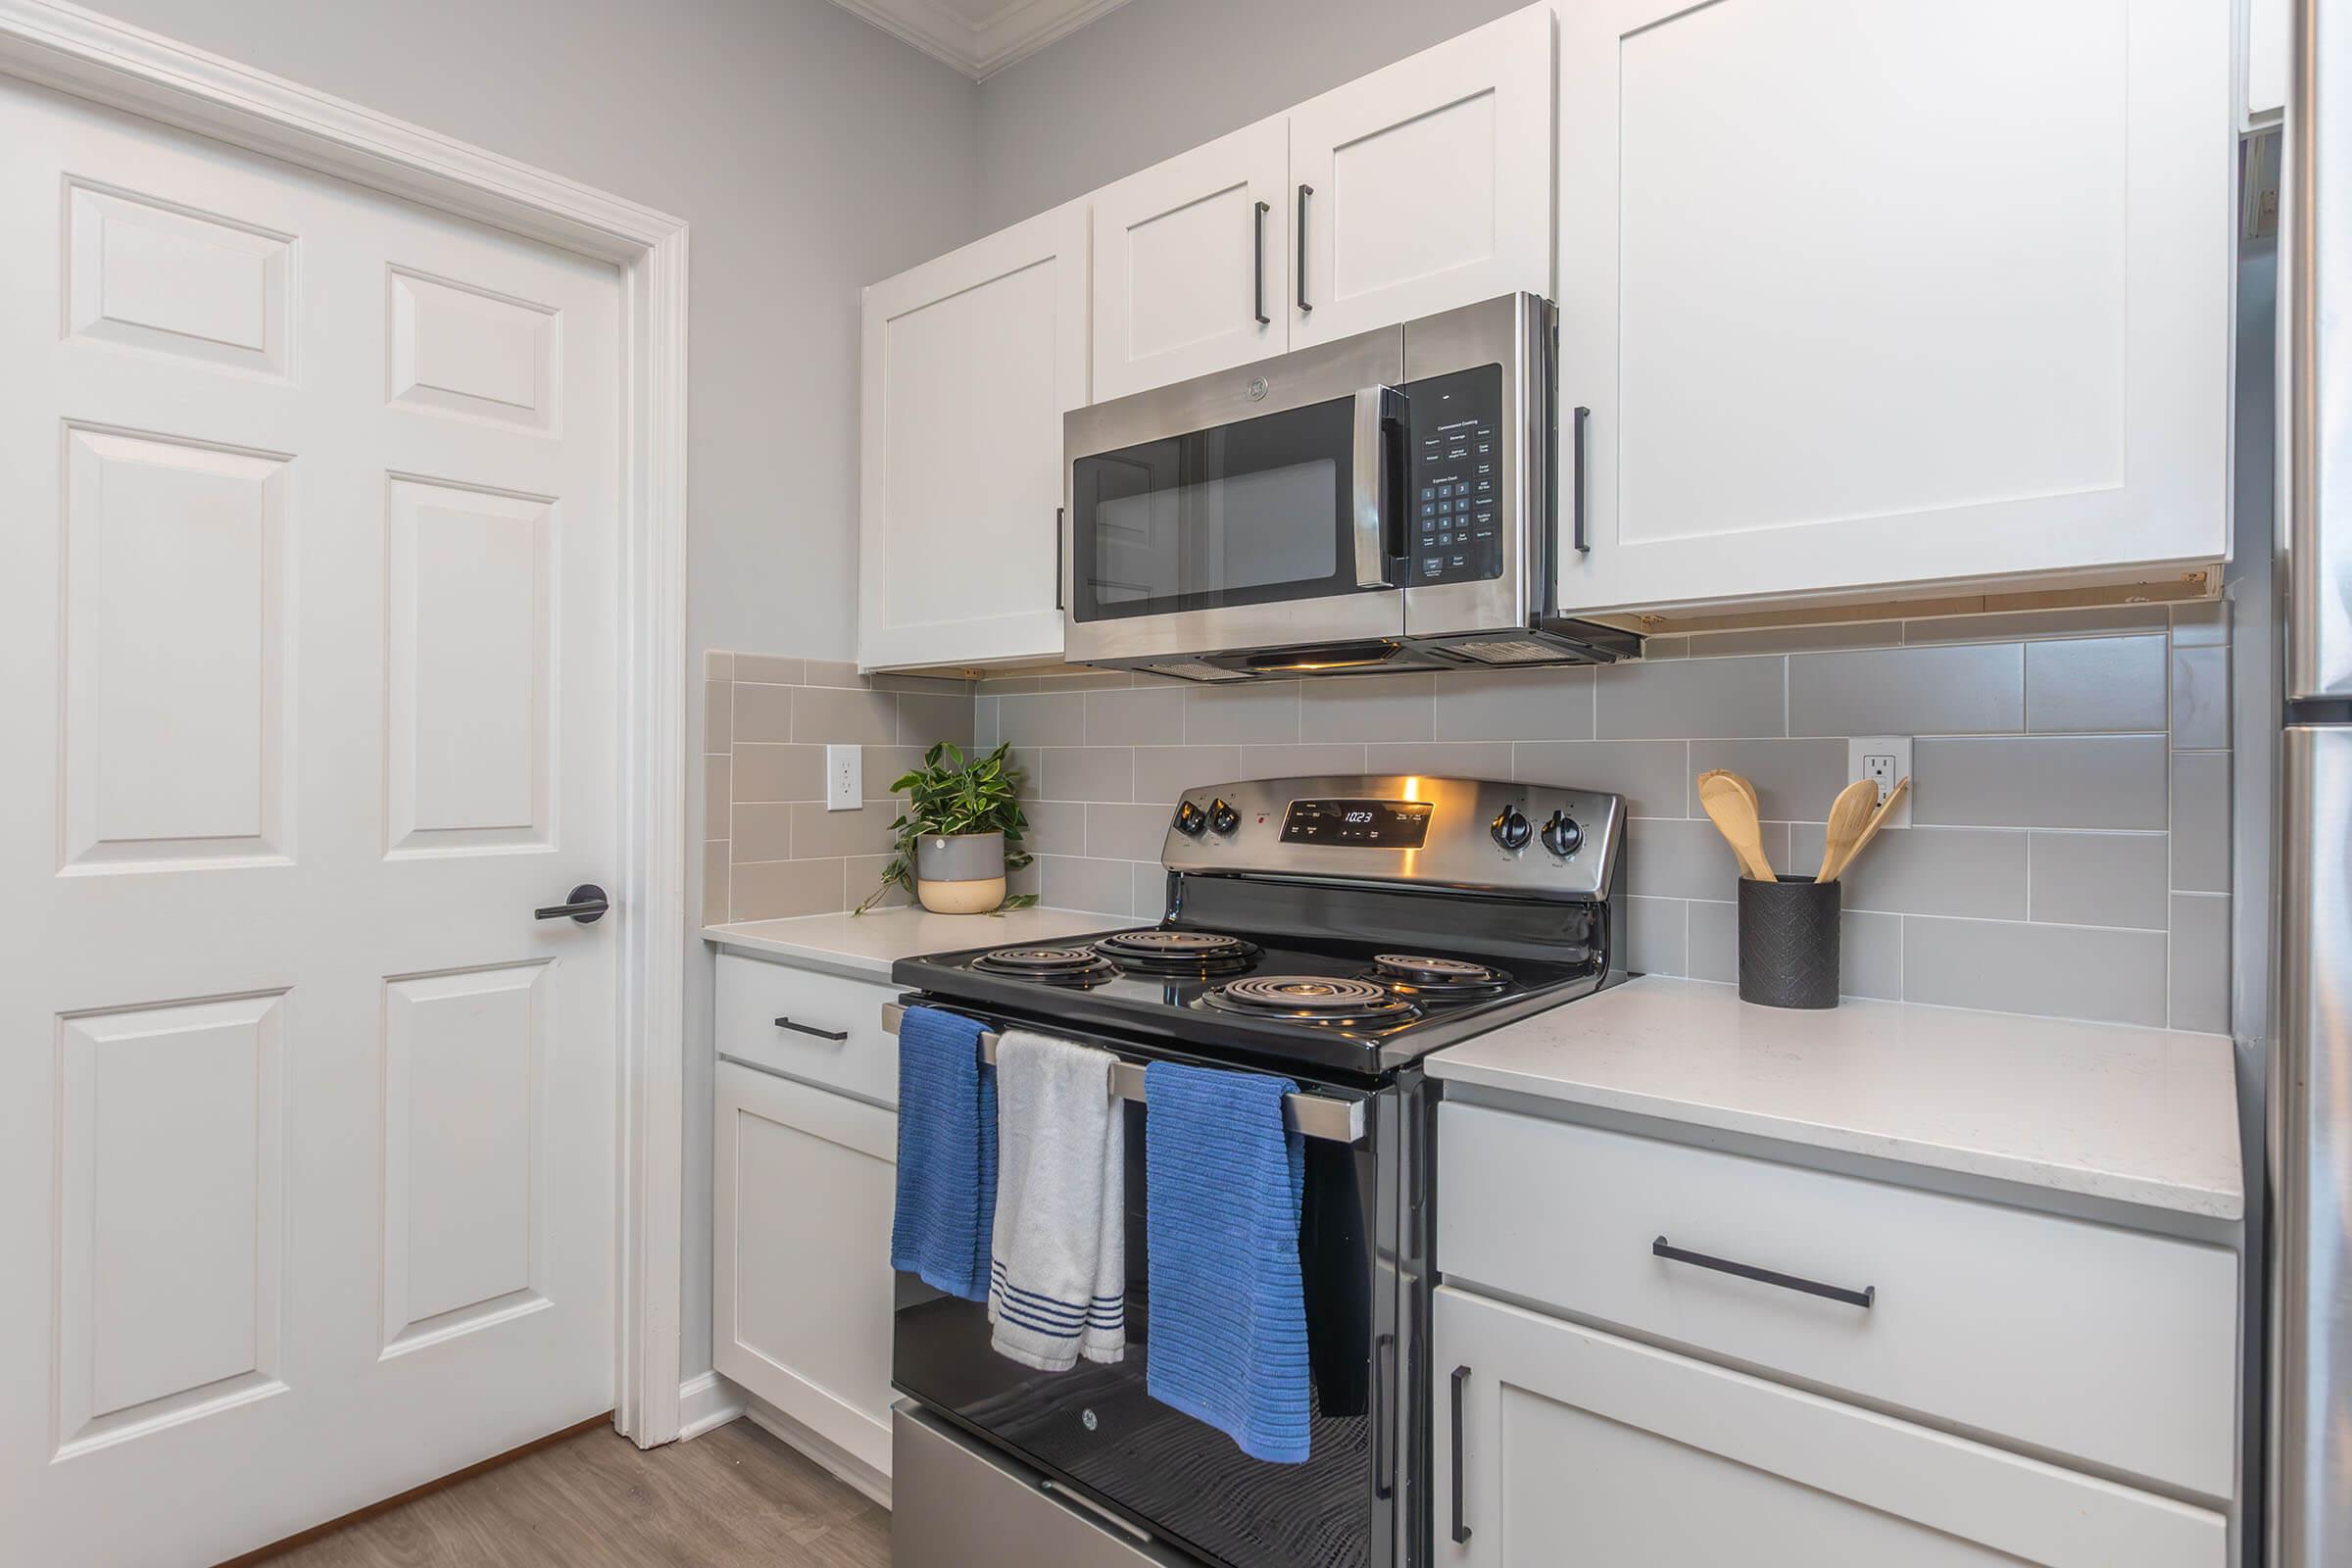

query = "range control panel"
[[1162, 775, 1624, 901], [1404, 364, 1505, 587]]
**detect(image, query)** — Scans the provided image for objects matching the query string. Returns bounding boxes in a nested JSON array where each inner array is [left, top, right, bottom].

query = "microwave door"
[[1065, 330, 1406, 666]]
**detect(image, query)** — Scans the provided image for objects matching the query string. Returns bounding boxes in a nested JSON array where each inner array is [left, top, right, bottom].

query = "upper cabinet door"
[[858, 202, 1088, 671], [1289, 3, 1555, 347], [1555, 0, 2230, 617], [1092, 119, 1291, 401]]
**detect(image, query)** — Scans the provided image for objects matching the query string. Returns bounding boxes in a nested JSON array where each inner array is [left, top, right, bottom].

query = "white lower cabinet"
[[713, 1058, 899, 1476], [1432, 1286, 2227, 1568]]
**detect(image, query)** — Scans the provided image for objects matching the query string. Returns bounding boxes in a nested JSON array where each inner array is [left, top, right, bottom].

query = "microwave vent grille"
[[1446, 638, 1585, 665]]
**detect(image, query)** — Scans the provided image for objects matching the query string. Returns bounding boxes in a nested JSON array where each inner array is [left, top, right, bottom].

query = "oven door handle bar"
[[880, 1003, 1368, 1146]]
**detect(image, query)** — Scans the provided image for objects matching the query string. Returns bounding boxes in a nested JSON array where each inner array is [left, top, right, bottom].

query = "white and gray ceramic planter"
[[914, 829, 1005, 914]]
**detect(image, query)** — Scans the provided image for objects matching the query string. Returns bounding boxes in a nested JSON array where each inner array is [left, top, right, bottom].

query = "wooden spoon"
[[1824, 776, 1908, 882], [1815, 777, 1882, 882], [1697, 771, 1776, 882]]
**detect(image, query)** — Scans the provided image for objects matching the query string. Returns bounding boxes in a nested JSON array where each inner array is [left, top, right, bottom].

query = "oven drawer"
[[714, 955, 898, 1106], [893, 1405, 1196, 1568], [1437, 1103, 2237, 1499]]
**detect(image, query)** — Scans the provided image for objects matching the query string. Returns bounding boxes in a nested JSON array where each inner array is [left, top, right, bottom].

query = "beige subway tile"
[[701, 840, 728, 927], [735, 654, 804, 684], [730, 858, 848, 921], [703, 650, 734, 681], [733, 681, 794, 743], [734, 743, 825, 803], [730, 803, 794, 863], [703, 755, 731, 833], [704, 679, 731, 750], [794, 684, 897, 746]]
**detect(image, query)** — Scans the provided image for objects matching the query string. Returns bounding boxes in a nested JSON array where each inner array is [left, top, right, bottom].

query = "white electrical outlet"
[[825, 744, 861, 811], [1847, 736, 1913, 827]]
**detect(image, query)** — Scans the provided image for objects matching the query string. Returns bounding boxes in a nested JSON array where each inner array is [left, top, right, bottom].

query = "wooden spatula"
[[1822, 776, 1909, 882], [1697, 771, 1776, 882], [1815, 777, 1881, 882]]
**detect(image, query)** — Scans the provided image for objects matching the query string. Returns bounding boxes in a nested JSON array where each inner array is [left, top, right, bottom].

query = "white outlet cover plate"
[[1847, 736, 1913, 828], [826, 744, 861, 811]]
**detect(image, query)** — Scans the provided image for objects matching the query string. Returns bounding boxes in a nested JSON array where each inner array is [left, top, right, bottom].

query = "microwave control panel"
[[1403, 364, 1505, 586]]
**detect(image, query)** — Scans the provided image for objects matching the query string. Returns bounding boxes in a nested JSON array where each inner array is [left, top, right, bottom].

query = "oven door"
[[1064, 328, 1408, 668], [891, 1012, 1410, 1568]]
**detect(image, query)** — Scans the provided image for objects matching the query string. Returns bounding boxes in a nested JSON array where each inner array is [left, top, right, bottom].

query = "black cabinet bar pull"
[[1571, 405, 1592, 555], [1652, 1236, 1875, 1308], [533, 883, 609, 923], [1372, 1331, 1396, 1500], [1296, 183, 1313, 314], [1449, 1364, 1472, 1544], [1252, 200, 1271, 326], [775, 1016, 850, 1042]]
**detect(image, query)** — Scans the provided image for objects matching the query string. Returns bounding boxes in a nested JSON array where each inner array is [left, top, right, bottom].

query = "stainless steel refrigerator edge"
[[2272, 0, 2352, 1558]]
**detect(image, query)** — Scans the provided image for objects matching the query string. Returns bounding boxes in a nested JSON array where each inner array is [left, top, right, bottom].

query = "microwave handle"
[[1352, 384, 1405, 589]]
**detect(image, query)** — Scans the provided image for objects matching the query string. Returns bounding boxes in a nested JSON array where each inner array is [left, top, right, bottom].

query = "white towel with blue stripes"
[[988, 1029, 1126, 1371]]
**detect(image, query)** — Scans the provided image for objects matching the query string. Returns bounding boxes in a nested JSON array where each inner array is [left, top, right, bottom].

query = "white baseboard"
[[743, 1395, 893, 1511], [676, 1371, 747, 1443]]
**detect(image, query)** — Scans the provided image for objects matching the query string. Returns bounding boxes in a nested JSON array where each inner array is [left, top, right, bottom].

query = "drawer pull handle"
[[1652, 1236, 1875, 1309], [1449, 1364, 1472, 1544], [774, 1016, 849, 1042]]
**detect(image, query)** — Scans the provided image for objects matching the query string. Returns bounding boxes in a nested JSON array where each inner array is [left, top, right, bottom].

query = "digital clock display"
[[1279, 799, 1434, 849]]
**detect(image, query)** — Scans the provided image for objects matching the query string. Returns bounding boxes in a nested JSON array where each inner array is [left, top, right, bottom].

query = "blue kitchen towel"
[[1143, 1059, 1310, 1464], [890, 1005, 997, 1302]]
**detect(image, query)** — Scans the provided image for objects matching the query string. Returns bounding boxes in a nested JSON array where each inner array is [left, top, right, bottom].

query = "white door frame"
[[0, 0, 692, 1446]]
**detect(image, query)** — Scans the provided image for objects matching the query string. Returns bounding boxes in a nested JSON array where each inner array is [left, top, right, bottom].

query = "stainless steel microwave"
[[1061, 293, 1638, 681]]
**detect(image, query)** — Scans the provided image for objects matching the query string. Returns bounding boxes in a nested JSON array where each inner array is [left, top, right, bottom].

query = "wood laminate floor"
[[258, 1419, 890, 1568]]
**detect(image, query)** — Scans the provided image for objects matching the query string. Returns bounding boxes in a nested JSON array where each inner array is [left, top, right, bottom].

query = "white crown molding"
[[829, 0, 1134, 80]]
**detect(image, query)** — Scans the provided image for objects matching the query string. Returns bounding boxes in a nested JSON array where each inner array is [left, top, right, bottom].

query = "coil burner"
[[1092, 929, 1261, 977], [1368, 953, 1513, 1001], [969, 945, 1121, 988], [1198, 974, 1421, 1028]]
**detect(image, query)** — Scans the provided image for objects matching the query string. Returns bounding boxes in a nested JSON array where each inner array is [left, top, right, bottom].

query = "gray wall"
[[82, 0, 981, 1381], [973, 0, 1525, 230]]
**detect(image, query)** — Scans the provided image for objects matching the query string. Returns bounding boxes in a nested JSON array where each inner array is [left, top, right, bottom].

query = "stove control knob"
[[1541, 810, 1584, 858], [1491, 806, 1533, 853], [1208, 798, 1241, 835], [1174, 801, 1208, 837]]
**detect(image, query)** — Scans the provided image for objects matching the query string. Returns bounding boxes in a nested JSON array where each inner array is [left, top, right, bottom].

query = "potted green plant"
[[856, 741, 1038, 915]]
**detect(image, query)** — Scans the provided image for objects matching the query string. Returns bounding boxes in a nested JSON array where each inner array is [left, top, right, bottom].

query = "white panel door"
[[1555, 0, 2230, 616], [858, 200, 1088, 671], [0, 75, 622, 1568], [713, 1061, 899, 1477], [1432, 1288, 2227, 1568], [1289, 3, 1554, 346], [1091, 117, 1291, 400]]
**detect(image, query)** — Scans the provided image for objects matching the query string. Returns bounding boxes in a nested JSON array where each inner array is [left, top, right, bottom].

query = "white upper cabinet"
[[858, 201, 1088, 671], [1290, 4, 1555, 346], [1554, 0, 2231, 617], [1092, 119, 1290, 402]]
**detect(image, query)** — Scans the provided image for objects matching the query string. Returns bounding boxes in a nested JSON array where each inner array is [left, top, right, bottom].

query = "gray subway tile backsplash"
[[1911, 734, 2168, 830], [1788, 642, 2022, 736], [1903, 915, 2169, 1027], [2024, 636, 2168, 734], [1595, 655, 1787, 740], [702, 599, 2230, 1029], [2028, 832, 2170, 930], [1786, 824, 2029, 920]]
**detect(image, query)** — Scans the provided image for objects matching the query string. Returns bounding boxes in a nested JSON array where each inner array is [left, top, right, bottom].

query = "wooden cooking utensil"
[[1823, 776, 1909, 882], [1815, 777, 1882, 882], [1697, 771, 1777, 882]]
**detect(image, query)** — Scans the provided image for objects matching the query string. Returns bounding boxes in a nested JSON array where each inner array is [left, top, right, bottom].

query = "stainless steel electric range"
[[885, 774, 1627, 1568]]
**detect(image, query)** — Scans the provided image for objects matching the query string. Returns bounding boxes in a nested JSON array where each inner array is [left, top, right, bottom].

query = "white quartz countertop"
[[704, 906, 1134, 981], [1429, 976, 2243, 1222]]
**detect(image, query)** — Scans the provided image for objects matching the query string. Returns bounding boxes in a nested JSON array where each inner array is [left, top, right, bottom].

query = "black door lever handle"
[[534, 883, 610, 923]]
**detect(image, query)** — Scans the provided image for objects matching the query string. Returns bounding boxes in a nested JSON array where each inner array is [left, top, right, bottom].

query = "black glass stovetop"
[[891, 918, 1608, 1081]]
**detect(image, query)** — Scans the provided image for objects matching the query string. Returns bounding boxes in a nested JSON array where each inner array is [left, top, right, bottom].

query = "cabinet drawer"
[[715, 956, 899, 1106], [1433, 1286, 2224, 1568], [1438, 1103, 2236, 1499]]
